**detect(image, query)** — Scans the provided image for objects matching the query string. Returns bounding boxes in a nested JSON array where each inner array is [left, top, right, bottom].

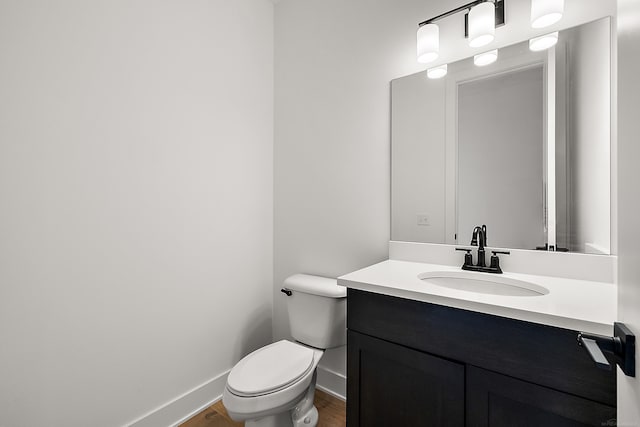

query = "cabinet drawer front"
[[347, 289, 616, 406], [347, 330, 465, 427], [467, 366, 616, 427]]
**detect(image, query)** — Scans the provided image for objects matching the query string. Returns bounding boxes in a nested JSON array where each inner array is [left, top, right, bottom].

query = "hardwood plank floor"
[[180, 390, 345, 427], [312, 390, 346, 427]]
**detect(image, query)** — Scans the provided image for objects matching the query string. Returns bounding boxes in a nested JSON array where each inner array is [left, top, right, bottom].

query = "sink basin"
[[418, 271, 549, 297]]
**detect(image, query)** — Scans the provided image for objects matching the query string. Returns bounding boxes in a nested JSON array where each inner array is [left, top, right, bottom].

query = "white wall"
[[0, 1, 273, 426], [616, 0, 640, 423]]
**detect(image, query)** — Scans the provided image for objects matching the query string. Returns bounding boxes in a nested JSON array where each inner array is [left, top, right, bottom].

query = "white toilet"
[[222, 274, 346, 427]]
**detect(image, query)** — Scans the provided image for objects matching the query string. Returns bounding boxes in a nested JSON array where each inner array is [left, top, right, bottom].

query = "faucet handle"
[[489, 250, 510, 273], [491, 250, 510, 256], [455, 247, 473, 268]]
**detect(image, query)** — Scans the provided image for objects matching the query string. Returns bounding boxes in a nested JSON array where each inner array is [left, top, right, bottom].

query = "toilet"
[[222, 274, 346, 427]]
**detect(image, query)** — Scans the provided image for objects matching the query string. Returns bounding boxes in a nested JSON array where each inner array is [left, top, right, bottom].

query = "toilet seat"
[[227, 340, 315, 397]]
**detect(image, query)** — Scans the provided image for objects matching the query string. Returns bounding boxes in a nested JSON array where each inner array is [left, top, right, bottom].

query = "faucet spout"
[[470, 225, 487, 267], [471, 225, 486, 250]]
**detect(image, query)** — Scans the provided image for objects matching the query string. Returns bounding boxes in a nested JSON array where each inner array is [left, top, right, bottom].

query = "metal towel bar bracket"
[[578, 322, 635, 377]]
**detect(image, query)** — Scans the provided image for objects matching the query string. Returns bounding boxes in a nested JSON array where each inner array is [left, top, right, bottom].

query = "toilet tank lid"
[[283, 274, 346, 298]]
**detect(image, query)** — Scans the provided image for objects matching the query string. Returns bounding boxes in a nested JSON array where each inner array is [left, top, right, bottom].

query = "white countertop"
[[338, 260, 617, 336]]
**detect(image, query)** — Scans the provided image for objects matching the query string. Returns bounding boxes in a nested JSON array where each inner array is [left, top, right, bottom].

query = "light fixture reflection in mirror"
[[529, 32, 559, 51], [468, 2, 496, 47], [427, 64, 448, 79], [417, 24, 440, 64], [474, 49, 498, 66], [531, 0, 564, 29]]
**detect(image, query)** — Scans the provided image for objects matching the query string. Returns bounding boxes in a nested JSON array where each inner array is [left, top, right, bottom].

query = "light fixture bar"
[[418, 0, 505, 31], [419, 0, 486, 27]]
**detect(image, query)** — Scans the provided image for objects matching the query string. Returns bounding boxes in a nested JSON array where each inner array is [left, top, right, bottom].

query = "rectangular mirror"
[[391, 17, 612, 254]]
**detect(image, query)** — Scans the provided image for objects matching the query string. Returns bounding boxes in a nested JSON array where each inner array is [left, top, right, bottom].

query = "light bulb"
[[531, 0, 564, 29], [468, 2, 495, 48], [474, 49, 498, 66], [417, 24, 439, 64], [529, 32, 559, 51], [427, 64, 448, 79]]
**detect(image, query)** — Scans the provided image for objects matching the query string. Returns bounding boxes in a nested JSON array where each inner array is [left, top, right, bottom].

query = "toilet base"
[[292, 404, 318, 427], [244, 405, 318, 427], [246, 411, 294, 427], [243, 371, 319, 427], [291, 370, 318, 426]]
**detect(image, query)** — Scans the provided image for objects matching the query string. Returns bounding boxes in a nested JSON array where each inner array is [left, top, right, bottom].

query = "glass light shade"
[[417, 24, 439, 64], [531, 0, 564, 28], [474, 49, 498, 66], [427, 64, 448, 79], [468, 2, 495, 47], [529, 32, 559, 51]]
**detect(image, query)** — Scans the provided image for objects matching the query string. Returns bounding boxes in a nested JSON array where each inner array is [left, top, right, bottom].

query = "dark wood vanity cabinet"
[[349, 331, 465, 426], [466, 366, 616, 426], [346, 289, 617, 426]]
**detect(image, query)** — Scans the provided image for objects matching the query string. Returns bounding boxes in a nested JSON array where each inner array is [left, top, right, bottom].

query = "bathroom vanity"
[[353, 7, 625, 425], [339, 256, 618, 426]]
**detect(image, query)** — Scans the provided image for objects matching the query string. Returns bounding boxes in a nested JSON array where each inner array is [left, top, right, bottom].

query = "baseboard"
[[126, 365, 344, 427], [316, 366, 346, 401], [127, 370, 230, 427]]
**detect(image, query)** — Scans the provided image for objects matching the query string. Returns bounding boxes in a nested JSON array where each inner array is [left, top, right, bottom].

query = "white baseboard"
[[316, 366, 346, 401], [127, 370, 230, 427], [126, 365, 345, 427]]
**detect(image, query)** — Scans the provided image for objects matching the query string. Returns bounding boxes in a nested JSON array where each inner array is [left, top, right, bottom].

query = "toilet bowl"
[[223, 340, 324, 427], [223, 274, 346, 427]]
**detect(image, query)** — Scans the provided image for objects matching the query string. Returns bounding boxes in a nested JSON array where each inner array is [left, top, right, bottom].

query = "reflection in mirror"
[[458, 66, 544, 250], [391, 18, 611, 254]]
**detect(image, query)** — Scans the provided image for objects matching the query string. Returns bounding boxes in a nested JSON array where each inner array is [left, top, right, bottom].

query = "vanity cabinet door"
[[347, 330, 465, 427], [466, 366, 617, 427]]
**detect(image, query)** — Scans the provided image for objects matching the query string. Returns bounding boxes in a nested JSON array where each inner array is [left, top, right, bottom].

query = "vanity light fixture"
[[417, 0, 505, 64], [474, 49, 498, 66], [529, 31, 559, 51], [468, 2, 496, 47], [417, 23, 440, 63], [427, 64, 448, 79], [530, 0, 564, 29]]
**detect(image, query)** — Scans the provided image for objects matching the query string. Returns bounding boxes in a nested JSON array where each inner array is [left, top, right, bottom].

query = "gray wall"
[[0, 1, 273, 425]]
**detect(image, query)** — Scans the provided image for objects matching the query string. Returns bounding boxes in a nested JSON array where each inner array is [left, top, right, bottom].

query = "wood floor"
[[180, 389, 346, 427]]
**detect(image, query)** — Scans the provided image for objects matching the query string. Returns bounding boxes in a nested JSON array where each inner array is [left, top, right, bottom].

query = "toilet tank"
[[283, 274, 347, 349]]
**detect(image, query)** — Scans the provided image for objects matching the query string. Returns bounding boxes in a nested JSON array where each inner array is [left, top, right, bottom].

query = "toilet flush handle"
[[281, 288, 292, 296]]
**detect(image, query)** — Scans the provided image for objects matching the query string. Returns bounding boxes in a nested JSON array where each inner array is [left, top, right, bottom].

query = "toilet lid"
[[227, 340, 315, 397]]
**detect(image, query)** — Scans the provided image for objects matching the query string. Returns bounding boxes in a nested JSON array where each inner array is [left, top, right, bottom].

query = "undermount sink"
[[418, 271, 549, 297]]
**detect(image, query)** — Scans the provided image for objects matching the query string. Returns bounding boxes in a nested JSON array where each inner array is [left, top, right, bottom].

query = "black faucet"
[[470, 225, 487, 248], [456, 225, 510, 273], [470, 225, 487, 267]]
